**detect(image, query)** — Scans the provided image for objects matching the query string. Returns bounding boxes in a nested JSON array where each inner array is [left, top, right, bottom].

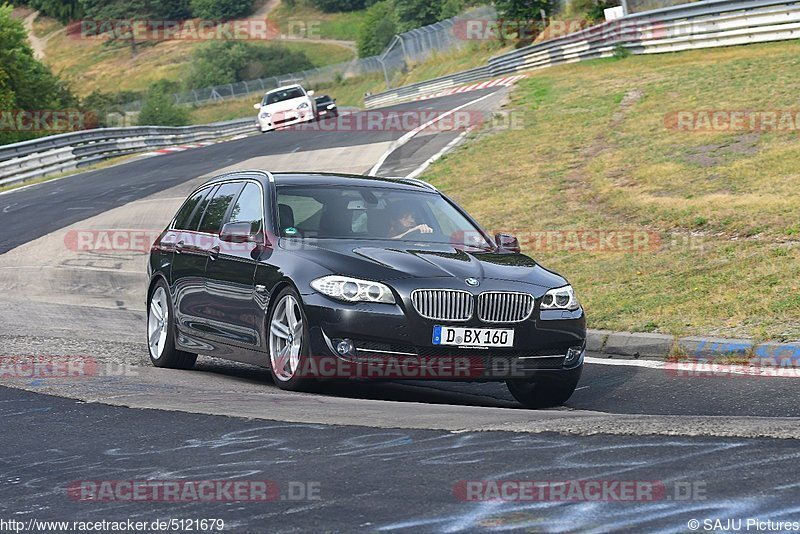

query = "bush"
[[566, 0, 619, 21], [357, 0, 397, 57], [439, 0, 465, 19], [81, 90, 142, 127], [394, 0, 441, 32], [187, 41, 315, 88], [21, 0, 83, 23], [137, 82, 190, 126], [0, 4, 77, 145], [189, 0, 254, 20], [310, 0, 367, 12], [612, 42, 631, 59]]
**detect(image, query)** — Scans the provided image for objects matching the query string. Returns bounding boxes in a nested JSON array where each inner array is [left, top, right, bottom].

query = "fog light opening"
[[564, 346, 584, 367], [335, 339, 355, 356]]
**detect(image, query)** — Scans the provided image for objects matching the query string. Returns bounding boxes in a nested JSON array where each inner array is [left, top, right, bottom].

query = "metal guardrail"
[[365, 0, 800, 108], [0, 118, 256, 187], [364, 66, 492, 109]]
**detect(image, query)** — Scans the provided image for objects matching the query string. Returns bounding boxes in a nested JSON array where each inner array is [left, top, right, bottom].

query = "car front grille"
[[477, 292, 535, 323], [411, 289, 474, 322]]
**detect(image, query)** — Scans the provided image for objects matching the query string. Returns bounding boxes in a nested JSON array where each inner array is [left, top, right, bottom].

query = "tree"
[[79, 0, 192, 55], [309, 0, 367, 13], [394, 0, 441, 32], [187, 41, 314, 89], [136, 81, 190, 126], [357, 0, 397, 57], [189, 0, 254, 20], [80, 0, 146, 55], [0, 4, 76, 144], [20, 0, 84, 23], [494, 0, 551, 19], [494, 0, 551, 46]]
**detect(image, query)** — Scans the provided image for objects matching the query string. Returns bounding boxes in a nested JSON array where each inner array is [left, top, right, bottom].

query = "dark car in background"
[[314, 95, 338, 120], [146, 171, 586, 408]]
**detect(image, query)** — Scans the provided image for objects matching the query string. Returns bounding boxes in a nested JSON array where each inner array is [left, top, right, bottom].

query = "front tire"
[[147, 281, 197, 370], [267, 287, 314, 391], [506, 372, 581, 409]]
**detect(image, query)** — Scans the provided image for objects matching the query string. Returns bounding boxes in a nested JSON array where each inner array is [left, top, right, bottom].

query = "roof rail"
[[391, 177, 438, 191]]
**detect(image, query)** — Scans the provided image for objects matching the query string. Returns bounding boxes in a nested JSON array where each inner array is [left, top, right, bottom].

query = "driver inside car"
[[387, 206, 433, 239]]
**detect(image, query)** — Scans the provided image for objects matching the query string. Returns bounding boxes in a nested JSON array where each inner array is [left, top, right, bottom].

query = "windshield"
[[264, 87, 305, 105], [275, 185, 494, 249]]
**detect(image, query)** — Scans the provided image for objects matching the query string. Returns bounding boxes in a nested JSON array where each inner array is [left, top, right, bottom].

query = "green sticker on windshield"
[[284, 227, 298, 236]]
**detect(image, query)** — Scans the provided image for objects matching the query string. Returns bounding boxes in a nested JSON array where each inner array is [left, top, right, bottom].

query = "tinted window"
[[173, 187, 210, 230], [183, 186, 217, 232], [275, 185, 493, 248], [277, 194, 324, 236], [264, 87, 305, 105], [228, 182, 264, 235], [198, 182, 243, 235]]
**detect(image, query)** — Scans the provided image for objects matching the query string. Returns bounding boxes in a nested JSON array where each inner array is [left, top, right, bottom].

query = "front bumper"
[[258, 110, 314, 131], [300, 290, 586, 381]]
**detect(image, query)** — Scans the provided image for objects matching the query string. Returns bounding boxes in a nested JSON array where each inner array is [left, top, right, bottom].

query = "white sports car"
[[254, 84, 317, 133]]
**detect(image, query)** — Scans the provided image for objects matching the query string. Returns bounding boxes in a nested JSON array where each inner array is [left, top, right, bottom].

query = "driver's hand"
[[416, 224, 433, 234]]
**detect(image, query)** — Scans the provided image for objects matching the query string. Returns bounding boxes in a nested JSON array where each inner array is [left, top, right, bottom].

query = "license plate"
[[432, 326, 514, 348]]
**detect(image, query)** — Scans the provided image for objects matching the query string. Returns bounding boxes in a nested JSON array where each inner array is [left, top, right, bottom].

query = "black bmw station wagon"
[[147, 170, 586, 408]]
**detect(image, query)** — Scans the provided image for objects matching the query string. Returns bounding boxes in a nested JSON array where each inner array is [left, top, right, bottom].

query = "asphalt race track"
[[1, 86, 799, 533]]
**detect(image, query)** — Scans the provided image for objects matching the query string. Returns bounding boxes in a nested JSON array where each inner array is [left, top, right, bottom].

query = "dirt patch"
[[611, 88, 645, 127], [684, 132, 761, 168], [10, 6, 34, 20]]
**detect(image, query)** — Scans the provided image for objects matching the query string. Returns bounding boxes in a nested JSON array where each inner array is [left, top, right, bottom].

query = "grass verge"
[[423, 40, 800, 340]]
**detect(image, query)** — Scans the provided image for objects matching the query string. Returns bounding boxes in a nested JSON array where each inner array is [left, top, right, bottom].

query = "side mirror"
[[495, 233, 521, 253], [220, 222, 264, 245], [307, 90, 315, 96], [253, 103, 261, 110]]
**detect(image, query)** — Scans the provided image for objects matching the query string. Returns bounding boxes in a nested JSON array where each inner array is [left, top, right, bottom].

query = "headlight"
[[310, 275, 395, 304], [541, 285, 580, 311], [297, 102, 309, 109], [326, 104, 335, 109], [260, 112, 271, 118]]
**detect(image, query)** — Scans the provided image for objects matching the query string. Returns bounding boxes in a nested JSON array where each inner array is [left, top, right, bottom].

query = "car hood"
[[281, 239, 566, 290]]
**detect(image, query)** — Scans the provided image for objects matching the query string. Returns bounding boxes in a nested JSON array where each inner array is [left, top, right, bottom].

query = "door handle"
[[175, 240, 184, 253], [208, 245, 220, 260]]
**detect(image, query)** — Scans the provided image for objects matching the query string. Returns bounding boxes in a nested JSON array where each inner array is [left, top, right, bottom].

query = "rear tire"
[[147, 280, 197, 370], [506, 373, 580, 409], [267, 287, 315, 391]]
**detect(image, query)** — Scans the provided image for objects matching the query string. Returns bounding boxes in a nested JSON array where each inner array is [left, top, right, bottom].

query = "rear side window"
[[198, 182, 243, 234], [228, 182, 264, 235], [173, 187, 210, 231]]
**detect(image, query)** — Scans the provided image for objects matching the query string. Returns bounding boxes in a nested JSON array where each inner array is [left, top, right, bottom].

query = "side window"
[[198, 182, 243, 235], [185, 186, 217, 232], [278, 194, 324, 235], [173, 187, 210, 231], [228, 182, 264, 235]]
